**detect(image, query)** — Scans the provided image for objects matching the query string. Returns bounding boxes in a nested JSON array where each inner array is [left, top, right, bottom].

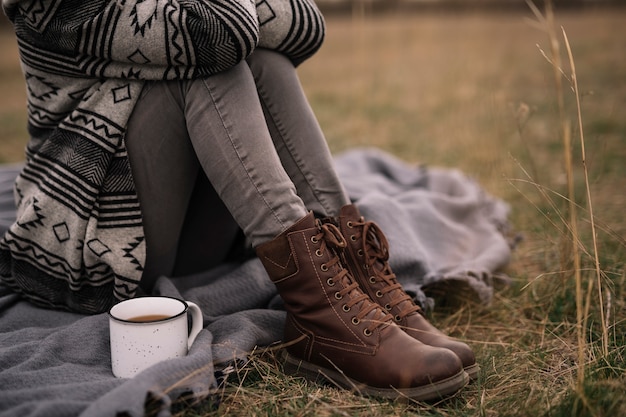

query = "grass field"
[[1, 4, 625, 417]]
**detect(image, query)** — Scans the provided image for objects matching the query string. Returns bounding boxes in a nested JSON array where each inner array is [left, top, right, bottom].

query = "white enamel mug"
[[108, 296, 203, 378]]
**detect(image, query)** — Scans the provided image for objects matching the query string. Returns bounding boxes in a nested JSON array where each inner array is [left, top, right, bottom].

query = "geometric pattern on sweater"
[[0, 0, 325, 314]]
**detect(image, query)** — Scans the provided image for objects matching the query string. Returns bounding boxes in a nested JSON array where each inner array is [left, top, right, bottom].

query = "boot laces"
[[355, 219, 422, 320], [316, 221, 393, 333]]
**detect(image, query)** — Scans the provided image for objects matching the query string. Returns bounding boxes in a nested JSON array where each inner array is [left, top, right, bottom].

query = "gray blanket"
[[0, 148, 513, 417]]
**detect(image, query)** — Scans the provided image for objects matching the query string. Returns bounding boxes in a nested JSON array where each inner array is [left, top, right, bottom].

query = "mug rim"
[[108, 295, 189, 324]]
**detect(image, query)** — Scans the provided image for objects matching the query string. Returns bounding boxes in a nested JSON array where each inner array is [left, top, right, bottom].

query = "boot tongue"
[[340, 204, 361, 219]]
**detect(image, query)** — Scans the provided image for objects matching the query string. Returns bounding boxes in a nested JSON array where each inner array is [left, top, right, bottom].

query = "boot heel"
[[280, 349, 327, 384]]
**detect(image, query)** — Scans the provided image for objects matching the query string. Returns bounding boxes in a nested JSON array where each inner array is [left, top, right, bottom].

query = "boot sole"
[[464, 363, 480, 381], [280, 350, 469, 401]]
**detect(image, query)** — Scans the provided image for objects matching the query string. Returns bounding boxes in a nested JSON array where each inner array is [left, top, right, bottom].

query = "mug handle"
[[186, 301, 203, 350]]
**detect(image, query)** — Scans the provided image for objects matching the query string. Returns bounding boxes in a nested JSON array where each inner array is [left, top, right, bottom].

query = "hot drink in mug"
[[108, 296, 203, 378]]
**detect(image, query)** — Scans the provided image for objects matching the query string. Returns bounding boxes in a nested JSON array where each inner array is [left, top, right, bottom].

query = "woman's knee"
[[246, 48, 294, 79], [257, 0, 325, 65]]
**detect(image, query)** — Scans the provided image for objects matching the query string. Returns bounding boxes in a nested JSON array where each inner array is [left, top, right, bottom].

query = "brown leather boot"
[[329, 204, 480, 380], [256, 212, 468, 400]]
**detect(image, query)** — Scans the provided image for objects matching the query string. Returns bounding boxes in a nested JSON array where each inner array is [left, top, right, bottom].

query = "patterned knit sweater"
[[0, 0, 325, 314]]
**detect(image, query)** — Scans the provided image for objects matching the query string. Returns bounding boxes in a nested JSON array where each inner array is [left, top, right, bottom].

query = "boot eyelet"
[[334, 292, 343, 300], [351, 317, 360, 325], [384, 304, 392, 311], [320, 264, 328, 272], [311, 236, 319, 243], [327, 278, 335, 286], [369, 276, 376, 284], [342, 304, 351, 312], [357, 249, 364, 256], [375, 290, 383, 298], [315, 249, 323, 257], [350, 235, 357, 241], [363, 328, 372, 336], [394, 315, 402, 322], [346, 221, 353, 228]]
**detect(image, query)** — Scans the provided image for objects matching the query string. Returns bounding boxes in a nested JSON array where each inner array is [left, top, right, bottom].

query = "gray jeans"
[[125, 49, 349, 286]]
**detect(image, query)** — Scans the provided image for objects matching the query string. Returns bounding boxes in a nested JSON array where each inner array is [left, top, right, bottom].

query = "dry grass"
[[0, 28, 28, 163], [1, 4, 625, 416]]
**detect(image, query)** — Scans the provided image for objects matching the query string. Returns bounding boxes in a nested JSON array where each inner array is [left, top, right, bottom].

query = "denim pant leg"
[[247, 49, 351, 217], [125, 81, 202, 288], [184, 61, 308, 248], [127, 80, 248, 289]]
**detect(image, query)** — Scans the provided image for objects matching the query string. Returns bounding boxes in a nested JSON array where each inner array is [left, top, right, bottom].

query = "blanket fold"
[[0, 148, 513, 417]]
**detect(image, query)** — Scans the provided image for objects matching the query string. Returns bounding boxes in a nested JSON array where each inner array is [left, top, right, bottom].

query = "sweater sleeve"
[[3, 0, 260, 80]]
